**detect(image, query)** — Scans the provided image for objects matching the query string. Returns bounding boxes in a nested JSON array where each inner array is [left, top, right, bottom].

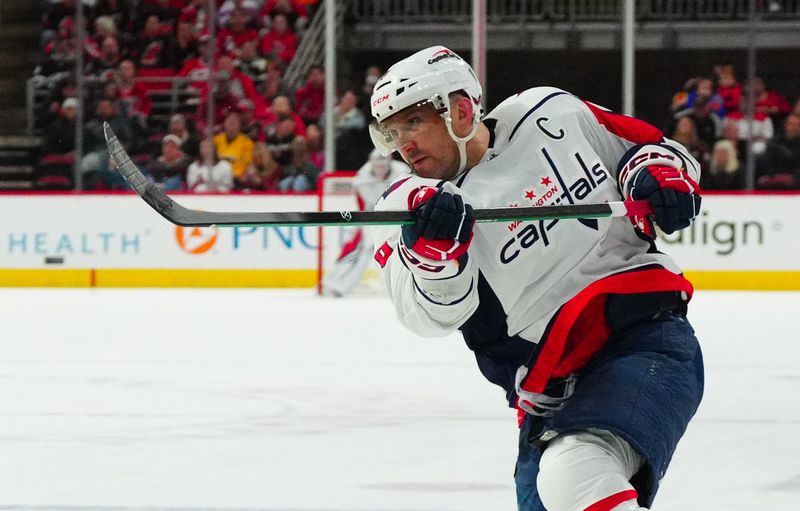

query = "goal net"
[[316, 171, 384, 296]]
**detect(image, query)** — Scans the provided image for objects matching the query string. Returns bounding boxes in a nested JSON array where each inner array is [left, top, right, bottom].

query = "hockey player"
[[368, 46, 704, 511], [322, 150, 411, 296]]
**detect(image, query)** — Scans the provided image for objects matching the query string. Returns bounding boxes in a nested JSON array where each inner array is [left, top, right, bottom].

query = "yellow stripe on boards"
[[684, 271, 800, 291], [0, 269, 317, 288], [2, 269, 800, 291], [0, 269, 93, 287], [95, 269, 317, 288]]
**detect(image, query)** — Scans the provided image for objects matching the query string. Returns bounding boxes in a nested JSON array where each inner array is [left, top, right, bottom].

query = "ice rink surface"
[[1, 288, 799, 511]]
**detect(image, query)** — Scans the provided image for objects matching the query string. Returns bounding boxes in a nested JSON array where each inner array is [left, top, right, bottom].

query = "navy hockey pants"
[[514, 313, 704, 510]]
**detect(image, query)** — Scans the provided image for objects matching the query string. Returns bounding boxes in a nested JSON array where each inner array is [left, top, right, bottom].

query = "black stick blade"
[[105, 122, 185, 224]]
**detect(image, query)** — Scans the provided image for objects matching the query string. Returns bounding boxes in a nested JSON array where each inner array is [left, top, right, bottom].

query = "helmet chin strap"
[[443, 105, 481, 175]]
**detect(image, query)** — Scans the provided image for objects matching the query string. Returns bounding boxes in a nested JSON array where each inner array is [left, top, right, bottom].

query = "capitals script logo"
[[500, 148, 609, 264], [175, 226, 219, 254], [427, 49, 461, 65]]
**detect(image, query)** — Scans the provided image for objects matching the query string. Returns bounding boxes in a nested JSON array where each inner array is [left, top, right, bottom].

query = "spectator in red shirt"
[[295, 64, 325, 125], [178, 34, 213, 86], [218, 7, 259, 59], [196, 80, 242, 134], [714, 64, 742, 116], [752, 77, 792, 126], [217, 56, 268, 117], [260, 13, 297, 64], [263, 95, 306, 138], [115, 60, 152, 119], [41, 17, 99, 76]]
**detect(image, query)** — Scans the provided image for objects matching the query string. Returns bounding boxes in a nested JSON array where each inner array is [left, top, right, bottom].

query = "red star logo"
[[524, 190, 536, 200], [540, 176, 552, 186]]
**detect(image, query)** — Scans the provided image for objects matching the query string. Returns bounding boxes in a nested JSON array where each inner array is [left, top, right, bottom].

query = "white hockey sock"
[[536, 429, 645, 511]]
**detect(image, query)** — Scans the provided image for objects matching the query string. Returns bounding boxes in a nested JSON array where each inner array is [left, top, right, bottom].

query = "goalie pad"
[[321, 229, 373, 297]]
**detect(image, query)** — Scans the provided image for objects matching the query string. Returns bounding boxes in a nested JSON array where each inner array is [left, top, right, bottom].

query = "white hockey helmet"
[[369, 46, 483, 174]]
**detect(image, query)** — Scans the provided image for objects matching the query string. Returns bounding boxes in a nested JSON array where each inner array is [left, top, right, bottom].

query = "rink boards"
[[0, 192, 798, 290]]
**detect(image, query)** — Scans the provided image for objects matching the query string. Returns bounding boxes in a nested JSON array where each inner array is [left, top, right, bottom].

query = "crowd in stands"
[[667, 64, 800, 190], [32, 1, 800, 192], [34, 0, 376, 192]]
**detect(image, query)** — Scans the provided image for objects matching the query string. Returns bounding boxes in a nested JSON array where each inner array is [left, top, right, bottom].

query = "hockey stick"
[[105, 123, 652, 227]]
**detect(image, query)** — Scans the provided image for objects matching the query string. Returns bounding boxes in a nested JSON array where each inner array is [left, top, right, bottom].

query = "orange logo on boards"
[[175, 226, 218, 254]]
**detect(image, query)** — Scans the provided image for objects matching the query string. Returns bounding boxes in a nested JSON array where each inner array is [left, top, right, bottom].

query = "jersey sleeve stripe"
[[380, 176, 412, 200], [581, 100, 664, 145]]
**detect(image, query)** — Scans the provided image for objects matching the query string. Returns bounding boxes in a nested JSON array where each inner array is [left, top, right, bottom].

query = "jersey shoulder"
[[486, 87, 582, 123], [483, 87, 589, 145]]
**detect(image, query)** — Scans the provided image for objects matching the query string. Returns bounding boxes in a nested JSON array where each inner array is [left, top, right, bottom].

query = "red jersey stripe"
[[582, 101, 664, 145], [520, 268, 694, 395]]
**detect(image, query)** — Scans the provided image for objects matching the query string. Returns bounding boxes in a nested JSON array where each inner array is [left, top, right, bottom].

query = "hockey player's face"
[[383, 104, 459, 179]]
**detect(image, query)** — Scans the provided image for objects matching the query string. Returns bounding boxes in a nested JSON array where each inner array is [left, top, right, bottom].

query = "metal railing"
[[285, 0, 348, 92], [349, 0, 800, 22], [26, 74, 200, 136]]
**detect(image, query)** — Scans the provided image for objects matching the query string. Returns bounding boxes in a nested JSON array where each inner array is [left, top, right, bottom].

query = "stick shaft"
[[105, 123, 650, 228]]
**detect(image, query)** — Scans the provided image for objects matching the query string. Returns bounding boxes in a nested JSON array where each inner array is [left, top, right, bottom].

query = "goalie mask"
[[369, 46, 483, 175], [367, 149, 392, 180]]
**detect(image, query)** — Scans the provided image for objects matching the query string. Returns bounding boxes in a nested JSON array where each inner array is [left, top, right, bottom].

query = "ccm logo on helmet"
[[427, 50, 461, 65], [372, 94, 390, 107]]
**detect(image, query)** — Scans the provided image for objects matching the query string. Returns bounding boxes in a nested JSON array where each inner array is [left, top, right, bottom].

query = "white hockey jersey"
[[353, 156, 412, 211], [371, 87, 700, 405]]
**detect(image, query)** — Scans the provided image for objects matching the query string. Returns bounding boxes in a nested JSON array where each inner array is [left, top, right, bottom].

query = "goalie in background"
[[322, 150, 411, 297]]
